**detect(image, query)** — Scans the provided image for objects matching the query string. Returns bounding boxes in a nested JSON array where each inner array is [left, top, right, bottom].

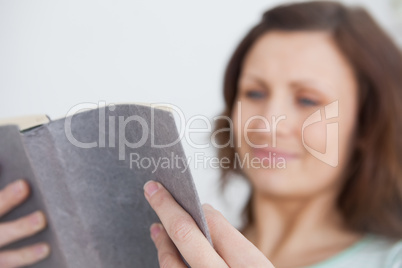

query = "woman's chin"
[[247, 169, 314, 199]]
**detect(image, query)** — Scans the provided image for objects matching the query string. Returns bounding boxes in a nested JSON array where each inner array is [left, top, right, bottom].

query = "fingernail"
[[13, 180, 24, 195], [150, 223, 161, 240], [35, 244, 49, 257], [30, 212, 44, 227], [144, 181, 160, 198]]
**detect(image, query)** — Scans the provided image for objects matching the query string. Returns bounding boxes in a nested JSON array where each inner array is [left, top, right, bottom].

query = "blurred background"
[[1, 0, 401, 228]]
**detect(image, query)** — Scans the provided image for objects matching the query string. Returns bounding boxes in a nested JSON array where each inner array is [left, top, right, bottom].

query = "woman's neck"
[[242, 188, 363, 266]]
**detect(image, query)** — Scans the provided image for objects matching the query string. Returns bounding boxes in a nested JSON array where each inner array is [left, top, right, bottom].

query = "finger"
[[0, 180, 30, 217], [202, 204, 275, 268], [150, 223, 187, 268], [0, 242, 50, 268], [144, 181, 228, 268], [0, 211, 47, 248]]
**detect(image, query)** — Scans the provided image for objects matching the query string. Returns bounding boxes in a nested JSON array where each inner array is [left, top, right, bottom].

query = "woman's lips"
[[252, 147, 299, 161]]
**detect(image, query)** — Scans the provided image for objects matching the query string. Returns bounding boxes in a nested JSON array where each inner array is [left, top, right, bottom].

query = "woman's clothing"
[[307, 233, 402, 268]]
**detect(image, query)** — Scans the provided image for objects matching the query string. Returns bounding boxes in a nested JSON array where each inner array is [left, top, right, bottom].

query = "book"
[[0, 103, 211, 267]]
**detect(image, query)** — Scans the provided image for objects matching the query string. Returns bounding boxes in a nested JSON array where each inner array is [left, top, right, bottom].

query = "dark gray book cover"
[[0, 104, 211, 267]]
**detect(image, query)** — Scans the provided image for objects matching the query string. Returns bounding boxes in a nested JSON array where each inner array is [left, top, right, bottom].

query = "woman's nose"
[[255, 95, 295, 141]]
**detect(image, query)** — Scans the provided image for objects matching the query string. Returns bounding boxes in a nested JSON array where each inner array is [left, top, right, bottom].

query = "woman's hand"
[[143, 180, 274, 268], [0, 180, 50, 268]]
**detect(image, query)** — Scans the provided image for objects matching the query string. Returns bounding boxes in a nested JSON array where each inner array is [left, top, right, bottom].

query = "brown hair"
[[213, 1, 402, 238]]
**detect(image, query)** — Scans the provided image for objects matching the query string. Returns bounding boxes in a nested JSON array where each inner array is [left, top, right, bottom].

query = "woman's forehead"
[[243, 31, 345, 70], [239, 31, 357, 95]]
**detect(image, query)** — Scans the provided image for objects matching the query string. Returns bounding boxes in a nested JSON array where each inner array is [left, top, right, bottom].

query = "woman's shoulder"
[[308, 233, 402, 268], [365, 234, 402, 267]]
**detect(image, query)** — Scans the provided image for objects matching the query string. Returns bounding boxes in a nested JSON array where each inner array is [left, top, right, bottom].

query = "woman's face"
[[232, 31, 358, 198]]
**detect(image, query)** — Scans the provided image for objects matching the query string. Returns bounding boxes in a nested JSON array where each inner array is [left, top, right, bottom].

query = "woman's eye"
[[298, 97, 318, 106], [245, 90, 265, 100]]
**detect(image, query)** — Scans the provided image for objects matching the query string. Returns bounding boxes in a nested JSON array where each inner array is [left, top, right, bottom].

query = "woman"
[[1, 1, 401, 267]]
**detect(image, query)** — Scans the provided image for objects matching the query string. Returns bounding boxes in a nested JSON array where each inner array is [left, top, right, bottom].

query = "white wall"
[[1, 0, 400, 228]]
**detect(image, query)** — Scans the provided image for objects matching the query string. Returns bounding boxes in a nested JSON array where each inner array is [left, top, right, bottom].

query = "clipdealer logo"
[[302, 100, 339, 167], [63, 100, 340, 168]]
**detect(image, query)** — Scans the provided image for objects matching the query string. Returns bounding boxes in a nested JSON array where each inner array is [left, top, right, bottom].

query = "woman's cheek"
[[302, 119, 331, 156], [232, 106, 260, 164], [233, 104, 253, 145]]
